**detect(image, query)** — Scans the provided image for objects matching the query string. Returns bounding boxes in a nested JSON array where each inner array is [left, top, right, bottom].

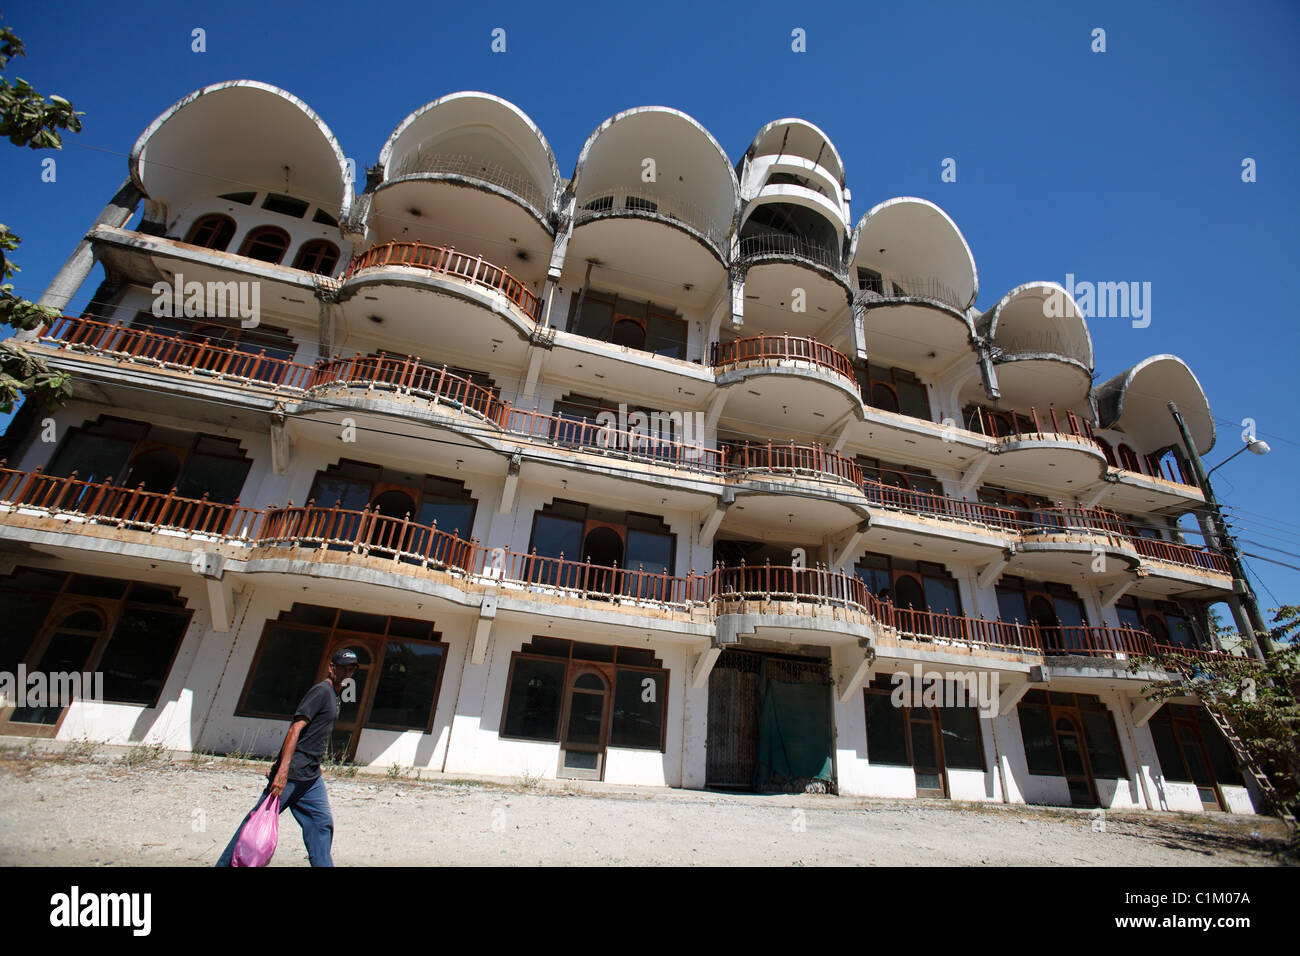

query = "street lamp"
[[1168, 403, 1271, 659], [1207, 438, 1270, 477]]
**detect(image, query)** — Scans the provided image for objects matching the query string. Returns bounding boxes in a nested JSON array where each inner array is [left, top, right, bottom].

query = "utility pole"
[[1167, 402, 1272, 660]]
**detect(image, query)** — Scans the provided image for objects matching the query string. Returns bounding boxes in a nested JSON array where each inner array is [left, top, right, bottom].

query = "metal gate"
[[706, 650, 833, 791], [706, 651, 762, 788]]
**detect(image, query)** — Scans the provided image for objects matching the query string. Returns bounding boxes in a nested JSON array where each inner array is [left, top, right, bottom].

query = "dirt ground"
[[0, 744, 1292, 866]]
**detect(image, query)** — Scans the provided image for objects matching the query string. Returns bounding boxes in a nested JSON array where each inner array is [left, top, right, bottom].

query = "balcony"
[[711, 334, 861, 434], [720, 441, 861, 487], [734, 232, 843, 275], [387, 151, 550, 223], [574, 187, 729, 256], [1130, 536, 1230, 575], [0, 466, 1213, 666], [306, 354, 506, 424], [712, 334, 853, 382], [342, 240, 543, 322], [964, 404, 1108, 489]]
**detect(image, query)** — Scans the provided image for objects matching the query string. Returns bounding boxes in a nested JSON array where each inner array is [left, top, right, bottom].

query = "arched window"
[[238, 226, 292, 264], [1094, 437, 1118, 468], [1117, 443, 1143, 473], [184, 214, 236, 251], [292, 239, 341, 275]]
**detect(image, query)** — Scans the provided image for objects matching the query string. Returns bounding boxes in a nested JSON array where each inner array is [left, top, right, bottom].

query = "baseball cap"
[[331, 648, 359, 667]]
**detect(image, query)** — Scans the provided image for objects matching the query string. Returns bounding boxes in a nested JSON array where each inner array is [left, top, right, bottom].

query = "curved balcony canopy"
[[370, 92, 558, 282], [1095, 354, 1216, 457], [978, 282, 1094, 408], [745, 118, 847, 190], [850, 197, 979, 311], [564, 107, 739, 298], [130, 80, 352, 222]]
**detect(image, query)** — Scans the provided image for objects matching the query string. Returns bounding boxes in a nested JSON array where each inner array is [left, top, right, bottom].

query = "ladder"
[[1201, 699, 1297, 826]]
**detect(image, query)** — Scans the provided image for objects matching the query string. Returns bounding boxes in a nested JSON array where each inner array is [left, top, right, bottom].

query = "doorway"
[[706, 649, 835, 793], [557, 666, 613, 780]]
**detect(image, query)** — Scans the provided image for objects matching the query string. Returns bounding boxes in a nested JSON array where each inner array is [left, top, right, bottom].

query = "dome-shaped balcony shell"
[[130, 80, 352, 226]]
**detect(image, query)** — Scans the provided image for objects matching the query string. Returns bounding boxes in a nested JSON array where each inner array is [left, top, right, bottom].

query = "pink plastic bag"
[[232, 795, 280, 867]]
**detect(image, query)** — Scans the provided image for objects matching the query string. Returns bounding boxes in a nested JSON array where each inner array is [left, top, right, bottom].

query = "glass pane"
[[1176, 725, 1214, 785], [241, 625, 326, 717], [176, 454, 250, 505], [1057, 725, 1086, 776], [864, 694, 909, 766], [1197, 713, 1243, 784], [564, 688, 605, 746], [997, 589, 1028, 624], [45, 432, 136, 485], [1081, 711, 1125, 777], [571, 296, 614, 340], [10, 628, 98, 724], [1149, 715, 1189, 781], [0, 591, 52, 674], [894, 576, 925, 611], [417, 497, 474, 538], [368, 642, 445, 729], [938, 707, 983, 770], [610, 670, 665, 749], [308, 475, 372, 511], [1017, 705, 1060, 774], [897, 380, 931, 421], [909, 715, 939, 769], [923, 577, 961, 617], [646, 314, 686, 359], [502, 657, 565, 740], [98, 607, 191, 705]]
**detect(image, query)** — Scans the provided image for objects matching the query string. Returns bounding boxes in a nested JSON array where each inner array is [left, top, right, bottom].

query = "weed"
[[119, 741, 170, 770], [61, 737, 102, 761]]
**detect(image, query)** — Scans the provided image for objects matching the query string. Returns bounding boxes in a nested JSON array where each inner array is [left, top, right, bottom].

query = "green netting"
[[754, 674, 834, 790]]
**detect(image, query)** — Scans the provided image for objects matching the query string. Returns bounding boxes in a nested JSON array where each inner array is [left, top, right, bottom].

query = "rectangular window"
[[610, 669, 667, 749], [1017, 703, 1060, 775], [863, 691, 910, 765], [368, 641, 447, 730], [501, 656, 566, 740], [241, 625, 328, 718], [262, 193, 309, 218], [938, 706, 984, 770], [98, 605, 190, 706]]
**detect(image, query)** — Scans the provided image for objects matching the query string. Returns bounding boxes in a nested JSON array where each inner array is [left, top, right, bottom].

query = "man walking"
[[216, 648, 358, 867]]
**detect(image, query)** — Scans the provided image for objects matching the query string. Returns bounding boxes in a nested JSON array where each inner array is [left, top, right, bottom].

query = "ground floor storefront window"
[[0, 567, 192, 733], [500, 637, 668, 780], [1016, 690, 1127, 806], [863, 675, 985, 797], [237, 605, 447, 761], [1147, 703, 1243, 810]]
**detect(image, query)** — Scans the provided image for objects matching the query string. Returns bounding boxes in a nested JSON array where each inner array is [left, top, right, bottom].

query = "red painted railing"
[[1129, 536, 1231, 574], [342, 240, 543, 321], [967, 404, 1100, 450], [861, 479, 1019, 531], [721, 440, 862, 485], [307, 354, 507, 423], [38, 315, 314, 390], [0, 467, 1209, 663], [710, 334, 855, 384], [505, 406, 724, 472], [0, 467, 261, 538]]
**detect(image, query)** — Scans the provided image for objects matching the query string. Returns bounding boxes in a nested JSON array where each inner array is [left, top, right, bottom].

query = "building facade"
[[0, 81, 1256, 814]]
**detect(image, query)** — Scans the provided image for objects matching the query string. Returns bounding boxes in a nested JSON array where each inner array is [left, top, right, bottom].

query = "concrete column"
[[33, 179, 142, 318]]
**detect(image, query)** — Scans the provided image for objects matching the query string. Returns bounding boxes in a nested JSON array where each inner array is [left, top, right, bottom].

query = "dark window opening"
[[238, 225, 291, 264], [261, 193, 310, 219], [184, 214, 236, 251]]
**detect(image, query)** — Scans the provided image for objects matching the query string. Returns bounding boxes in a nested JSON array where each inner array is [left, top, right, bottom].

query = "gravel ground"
[[0, 747, 1292, 866]]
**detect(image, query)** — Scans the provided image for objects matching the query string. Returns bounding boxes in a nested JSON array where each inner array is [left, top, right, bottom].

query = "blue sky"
[[2, 0, 1298, 613]]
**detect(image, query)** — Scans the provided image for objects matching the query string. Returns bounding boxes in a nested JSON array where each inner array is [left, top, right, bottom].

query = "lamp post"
[[1168, 402, 1272, 660]]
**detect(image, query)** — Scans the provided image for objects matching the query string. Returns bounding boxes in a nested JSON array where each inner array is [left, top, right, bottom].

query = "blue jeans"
[[216, 775, 334, 867]]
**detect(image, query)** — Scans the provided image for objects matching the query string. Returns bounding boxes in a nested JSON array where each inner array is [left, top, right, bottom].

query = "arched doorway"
[[558, 668, 611, 780], [1053, 713, 1097, 806], [123, 448, 181, 493]]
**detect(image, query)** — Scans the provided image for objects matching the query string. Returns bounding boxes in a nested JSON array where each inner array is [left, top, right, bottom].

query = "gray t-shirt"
[[271, 680, 341, 781]]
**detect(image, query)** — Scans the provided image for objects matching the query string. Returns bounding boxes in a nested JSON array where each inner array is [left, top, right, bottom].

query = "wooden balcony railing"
[[966, 404, 1100, 451], [505, 407, 725, 473], [1129, 536, 1232, 574], [721, 440, 862, 485], [342, 240, 543, 321], [307, 354, 507, 423], [0, 466, 1225, 664], [39, 315, 314, 390], [860, 479, 1020, 532], [710, 334, 855, 384]]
